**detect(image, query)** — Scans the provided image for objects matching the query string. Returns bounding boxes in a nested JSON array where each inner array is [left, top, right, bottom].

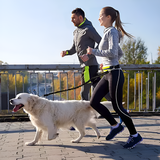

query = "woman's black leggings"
[[90, 69, 137, 135]]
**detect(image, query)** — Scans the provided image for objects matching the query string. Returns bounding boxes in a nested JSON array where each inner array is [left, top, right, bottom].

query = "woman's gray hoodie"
[[92, 26, 123, 67], [66, 18, 101, 67]]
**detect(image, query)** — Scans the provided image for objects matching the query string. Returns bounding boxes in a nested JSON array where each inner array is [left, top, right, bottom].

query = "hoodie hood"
[[77, 18, 93, 29]]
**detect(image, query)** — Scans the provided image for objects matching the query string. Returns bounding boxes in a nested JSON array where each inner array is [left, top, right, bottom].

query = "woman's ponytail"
[[102, 7, 133, 38], [115, 10, 133, 38]]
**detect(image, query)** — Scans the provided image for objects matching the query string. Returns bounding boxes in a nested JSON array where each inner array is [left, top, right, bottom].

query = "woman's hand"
[[87, 47, 93, 54], [100, 63, 103, 71], [80, 47, 93, 62], [79, 54, 89, 62]]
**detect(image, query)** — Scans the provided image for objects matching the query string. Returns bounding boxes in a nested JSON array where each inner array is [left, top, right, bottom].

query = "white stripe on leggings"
[[115, 69, 131, 119]]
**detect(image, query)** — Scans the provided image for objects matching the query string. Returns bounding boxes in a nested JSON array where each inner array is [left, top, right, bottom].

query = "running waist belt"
[[102, 64, 120, 72]]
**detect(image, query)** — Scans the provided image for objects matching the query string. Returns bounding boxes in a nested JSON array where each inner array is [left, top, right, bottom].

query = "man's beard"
[[73, 21, 81, 27]]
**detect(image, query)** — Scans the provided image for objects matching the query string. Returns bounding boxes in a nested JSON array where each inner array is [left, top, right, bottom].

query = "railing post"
[[0, 73, 1, 110], [147, 72, 150, 110], [45, 73, 47, 95], [127, 73, 129, 110], [152, 72, 156, 111], [138, 72, 140, 112], [15, 74, 17, 96], [134, 72, 136, 110], [74, 72, 76, 100], [59, 72, 61, 100], [66, 73, 69, 100], [22, 74, 24, 92], [29, 73, 32, 93], [51, 73, 54, 100], [7, 74, 9, 112], [141, 73, 143, 110], [37, 73, 39, 96], [137, 72, 143, 112]]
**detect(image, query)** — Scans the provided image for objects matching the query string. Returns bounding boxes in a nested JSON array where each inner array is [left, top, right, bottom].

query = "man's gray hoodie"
[[66, 18, 101, 67]]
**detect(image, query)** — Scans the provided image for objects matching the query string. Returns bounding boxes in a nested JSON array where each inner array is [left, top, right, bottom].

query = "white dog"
[[10, 93, 105, 146]]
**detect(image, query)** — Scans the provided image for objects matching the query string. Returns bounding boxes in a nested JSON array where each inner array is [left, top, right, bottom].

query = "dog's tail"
[[89, 107, 100, 118]]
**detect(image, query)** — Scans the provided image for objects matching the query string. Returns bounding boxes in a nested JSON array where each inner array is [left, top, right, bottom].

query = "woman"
[[82, 7, 143, 149]]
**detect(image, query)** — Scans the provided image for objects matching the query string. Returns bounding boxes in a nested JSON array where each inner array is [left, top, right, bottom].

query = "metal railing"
[[0, 64, 160, 114]]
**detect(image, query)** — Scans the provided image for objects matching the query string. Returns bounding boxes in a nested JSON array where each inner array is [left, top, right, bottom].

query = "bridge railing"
[[0, 64, 160, 114]]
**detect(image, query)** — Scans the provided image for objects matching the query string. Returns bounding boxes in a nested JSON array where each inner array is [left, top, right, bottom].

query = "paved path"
[[0, 116, 160, 160]]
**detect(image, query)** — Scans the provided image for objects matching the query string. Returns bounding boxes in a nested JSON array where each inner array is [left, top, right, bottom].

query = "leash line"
[[43, 71, 109, 97]]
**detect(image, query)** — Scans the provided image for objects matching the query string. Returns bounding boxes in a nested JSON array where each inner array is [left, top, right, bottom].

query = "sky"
[[0, 0, 160, 65]]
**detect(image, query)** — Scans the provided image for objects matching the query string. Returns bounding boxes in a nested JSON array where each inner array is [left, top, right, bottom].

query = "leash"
[[43, 70, 109, 97]]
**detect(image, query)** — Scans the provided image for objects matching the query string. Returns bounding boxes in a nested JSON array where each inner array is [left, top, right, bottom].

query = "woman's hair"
[[102, 7, 133, 38]]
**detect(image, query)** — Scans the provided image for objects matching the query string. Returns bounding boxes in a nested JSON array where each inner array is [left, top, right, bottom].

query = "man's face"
[[71, 13, 81, 27]]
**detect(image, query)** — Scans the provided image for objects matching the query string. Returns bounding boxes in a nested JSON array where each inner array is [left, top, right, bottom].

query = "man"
[[61, 8, 111, 101]]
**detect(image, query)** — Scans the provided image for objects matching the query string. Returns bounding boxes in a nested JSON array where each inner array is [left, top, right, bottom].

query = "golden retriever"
[[10, 93, 107, 146]]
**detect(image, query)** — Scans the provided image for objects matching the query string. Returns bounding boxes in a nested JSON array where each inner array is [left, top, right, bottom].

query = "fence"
[[0, 64, 160, 114]]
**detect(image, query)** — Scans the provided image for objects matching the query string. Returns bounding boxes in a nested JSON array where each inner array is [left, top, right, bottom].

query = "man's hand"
[[79, 54, 89, 62], [87, 47, 93, 55], [60, 51, 67, 57]]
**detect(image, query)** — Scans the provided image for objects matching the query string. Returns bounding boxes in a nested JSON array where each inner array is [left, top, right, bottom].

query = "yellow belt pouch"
[[84, 66, 91, 83]]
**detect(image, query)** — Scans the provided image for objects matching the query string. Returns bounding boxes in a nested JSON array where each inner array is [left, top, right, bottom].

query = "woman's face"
[[99, 9, 111, 27]]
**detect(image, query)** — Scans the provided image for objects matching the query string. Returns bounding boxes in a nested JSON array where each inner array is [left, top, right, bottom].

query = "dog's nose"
[[10, 99, 13, 104]]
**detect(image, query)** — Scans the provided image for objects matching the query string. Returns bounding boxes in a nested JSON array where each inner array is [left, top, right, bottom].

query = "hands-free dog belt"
[[102, 64, 120, 72], [43, 65, 120, 97]]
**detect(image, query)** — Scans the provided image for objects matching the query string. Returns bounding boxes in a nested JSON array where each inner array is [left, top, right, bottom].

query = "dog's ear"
[[27, 95, 38, 108]]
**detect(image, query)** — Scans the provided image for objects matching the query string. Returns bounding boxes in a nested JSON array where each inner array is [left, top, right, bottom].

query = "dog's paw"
[[71, 139, 80, 143], [97, 135, 101, 139], [25, 141, 35, 146], [48, 133, 59, 140], [97, 134, 101, 139]]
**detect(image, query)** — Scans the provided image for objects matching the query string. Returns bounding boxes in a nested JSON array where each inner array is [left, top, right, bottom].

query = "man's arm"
[[61, 41, 76, 57], [66, 41, 76, 55], [88, 27, 101, 48], [84, 27, 101, 60]]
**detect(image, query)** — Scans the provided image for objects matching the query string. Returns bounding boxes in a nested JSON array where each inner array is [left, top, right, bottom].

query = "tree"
[[153, 46, 160, 90], [120, 38, 150, 110], [0, 60, 3, 65], [120, 38, 148, 65], [0, 60, 8, 65], [153, 46, 160, 107], [158, 46, 160, 57], [155, 46, 160, 64], [1, 72, 29, 93]]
